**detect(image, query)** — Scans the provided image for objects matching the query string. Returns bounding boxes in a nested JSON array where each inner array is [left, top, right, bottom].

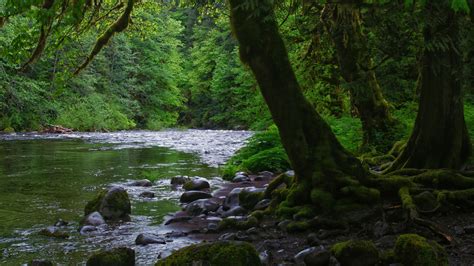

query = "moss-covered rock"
[[3, 127, 15, 133], [218, 216, 259, 231], [155, 241, 261, 266], [86, 247, 135, 266], [84, 186, 131, 221], [239, 189, 264, 210], [394, 234, 447, 266], [331, 240, 379, 266]]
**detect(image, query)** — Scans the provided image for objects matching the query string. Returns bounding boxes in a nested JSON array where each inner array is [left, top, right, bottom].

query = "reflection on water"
[[0, 130, 251, 265]]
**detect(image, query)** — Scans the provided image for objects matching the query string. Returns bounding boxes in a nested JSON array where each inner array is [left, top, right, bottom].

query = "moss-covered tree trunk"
[[387, 2, 471, 171], [229, 0, 377, 212], [322, 1, 397, 150]]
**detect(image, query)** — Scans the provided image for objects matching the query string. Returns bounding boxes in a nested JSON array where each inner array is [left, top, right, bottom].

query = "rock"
[[394, 234, 447, 266], [413, 191, 440, 212], [223, 187, 244, 210], [294, 247, 318, 264], [259, 171, 274, 178], [331, 240, 379, 266], [464, 225, 474, 234], [278, 220, 291, 230], [128, 179, 153, 187], [219, 233, 237, 241], [164, 216, 192, 225], [183, 178, 210, 191], [54, 219, 68, 227], [285, 170, 295, 177], [86, 247, 135, 266], [185, 199, 220, 216], [82, 211, 106, 226], [259, 250, 270, 265], [307, 233, 321, 246], [84, 186, 131, 221], [39, 226, 69, 239], [254, 199, 271, 211], [233, 174, 251, 183], [222, 206, 248, 218], [239, 187, 265, 210], [28, 259, 54, 266], [373, 220, 391, 238], [305, 249, 331, 266], [80, 225, 98, 235], [155, 241, 261, 266], [454, 225, 465, 235], [139, 191, 155, 198], [135, 233, 166, 245], [179, 191, 213, 203], [170, 176, 189, 185]]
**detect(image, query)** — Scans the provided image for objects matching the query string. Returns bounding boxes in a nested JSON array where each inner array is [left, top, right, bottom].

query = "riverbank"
[[160, 171, 474, 265]]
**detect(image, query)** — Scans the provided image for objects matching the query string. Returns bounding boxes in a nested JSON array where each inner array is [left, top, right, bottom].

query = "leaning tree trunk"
[[387, 2, 471, 171], [229, 0, 377, 213], [322, 1, 397, 151]]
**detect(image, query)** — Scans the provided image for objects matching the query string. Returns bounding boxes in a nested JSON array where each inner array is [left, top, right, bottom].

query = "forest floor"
[[163, 174, 474, 265]]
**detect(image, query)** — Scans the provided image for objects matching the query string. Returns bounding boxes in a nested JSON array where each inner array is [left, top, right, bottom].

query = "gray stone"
[[183, 179, 210, 191], [80, 225, 98, 235], [39, 226, 69, 239], [185, 199, 220, 216], [85, 186, 131, 221], [373, 220, 391, 238], [128, 179, 153, 187], [307, 233, 321, 246], [222, 206, 247, 218], [139, 191, 155, 198], [233, 174, 251, 183], [223, 187, 244, 210], [135, 233, 166, 245], [83, 211, 106, 226], [254, 199, 271, 211], [170, 176, 189, 185], [180, 191, 213, 203], [54, 219, 68, 227], [259, 250, 270, 265], [294, 247, 317, 264], [164, 216, 193, 225]]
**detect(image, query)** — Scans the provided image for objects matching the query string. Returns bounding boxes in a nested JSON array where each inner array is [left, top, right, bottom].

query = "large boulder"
[[86, 247, 135, 266], [84, 186, 131, 221], [331, 240, 379, 266], [394, 234, 447, 266], [183, 178, 210, 191], [179, 191, 212, 203], [155, 241, 261, 266]]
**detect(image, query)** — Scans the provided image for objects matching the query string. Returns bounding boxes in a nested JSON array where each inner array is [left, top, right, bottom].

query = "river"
[[0, 130, 252, 265]]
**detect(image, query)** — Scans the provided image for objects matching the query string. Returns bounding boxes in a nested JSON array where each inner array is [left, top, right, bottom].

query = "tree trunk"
[[322, 1, 397, 151], [229, 0, 375, 211], [387, 2, 471, 171]]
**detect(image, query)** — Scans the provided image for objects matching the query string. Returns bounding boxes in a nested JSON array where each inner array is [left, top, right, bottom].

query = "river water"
[[0, 130, 252, 265]]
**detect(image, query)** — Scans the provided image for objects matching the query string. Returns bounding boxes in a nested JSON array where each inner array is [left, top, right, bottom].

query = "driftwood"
[[42, 124, 73, 134]]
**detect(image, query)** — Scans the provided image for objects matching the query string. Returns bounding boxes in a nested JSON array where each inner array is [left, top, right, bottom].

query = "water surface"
[[0, 130, 251, 265]]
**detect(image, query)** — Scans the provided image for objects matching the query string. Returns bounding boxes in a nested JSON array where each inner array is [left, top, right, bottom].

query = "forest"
[[1, 0, 474, 265]]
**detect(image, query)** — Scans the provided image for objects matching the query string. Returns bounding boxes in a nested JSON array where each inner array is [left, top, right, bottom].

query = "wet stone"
[[179, 191, 212, 203], [164, 216, 192, 225], [185, 199, 220, 216], [54, 219, 68, 227], [128, 179, 153, 187], [139, 191, 155, 198], [39, 226, 69, 239], [135, 233, 166, 245], [83, 211, 105, 226], [294, 247, 318, 264], [170, 176, 190, 185], [223, 187, 244, 210], [254, 199, 271, 211], [183, 178, 210, 191], [80, 225, 98, 235], [233, 174, 251, 183], [222, 206, 247, 218]]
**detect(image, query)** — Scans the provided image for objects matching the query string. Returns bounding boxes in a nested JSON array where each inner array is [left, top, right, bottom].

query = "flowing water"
[[0, 130, 252, 265]]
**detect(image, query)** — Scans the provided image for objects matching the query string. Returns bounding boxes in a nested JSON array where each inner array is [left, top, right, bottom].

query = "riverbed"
[[0, 130, 252, 265]]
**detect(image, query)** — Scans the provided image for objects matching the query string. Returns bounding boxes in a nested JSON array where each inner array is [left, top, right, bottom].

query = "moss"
[[286, 182, 311, 206], [86, 247, 135, 266], [293, 205, 316, 220], [388, 140, 406, 157], [155, 241, 261, 266], [241, 147, 290, 174], [84, 189, 107, 216], [331, 240, 380, 266], [340, 185, 380, 204], [437, 188, 474, 207], [3, 127, 14, 133], [413, 170, 474, 189], [239, 190, 264, 210], [380, 249, 396, 264], [399, 187, 418, 218], [333, 199, 366, 214], [218, 216, 259, 231], [394, 234, 447, 266], [286, 220, 311, 232], [376, 176, 414, 194], [310, 188, 334, 211], [264, 173, 292, 198]]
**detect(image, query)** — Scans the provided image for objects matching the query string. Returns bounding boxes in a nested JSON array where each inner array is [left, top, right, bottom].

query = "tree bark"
[[322, 1, 396, 150], [387, 2, 471, 171], [228, 0, 372, 209]]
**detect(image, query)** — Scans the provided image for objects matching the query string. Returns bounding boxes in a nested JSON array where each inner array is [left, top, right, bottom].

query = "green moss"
[[286, 220, 311, 232], [437, 188, 474, 207], [155, 241, 261, 266], [218, 216, 259, 231], [331, 240, 380, 266], [241, 147, 290, 174], [3, 127, 14, 133], [264, 173, 292, 198], [380, 249, 395, 264], [239, 190, 264, 210], [293, 205, 316, 220], [86, 247, 135, 266], [84, 189, 107, 216], [310, 188, 335, 211], [286, 182, 311, 206], [394, 234, 447, 266], [340, 185, 380, 204], [376, 176, 414, 194]]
